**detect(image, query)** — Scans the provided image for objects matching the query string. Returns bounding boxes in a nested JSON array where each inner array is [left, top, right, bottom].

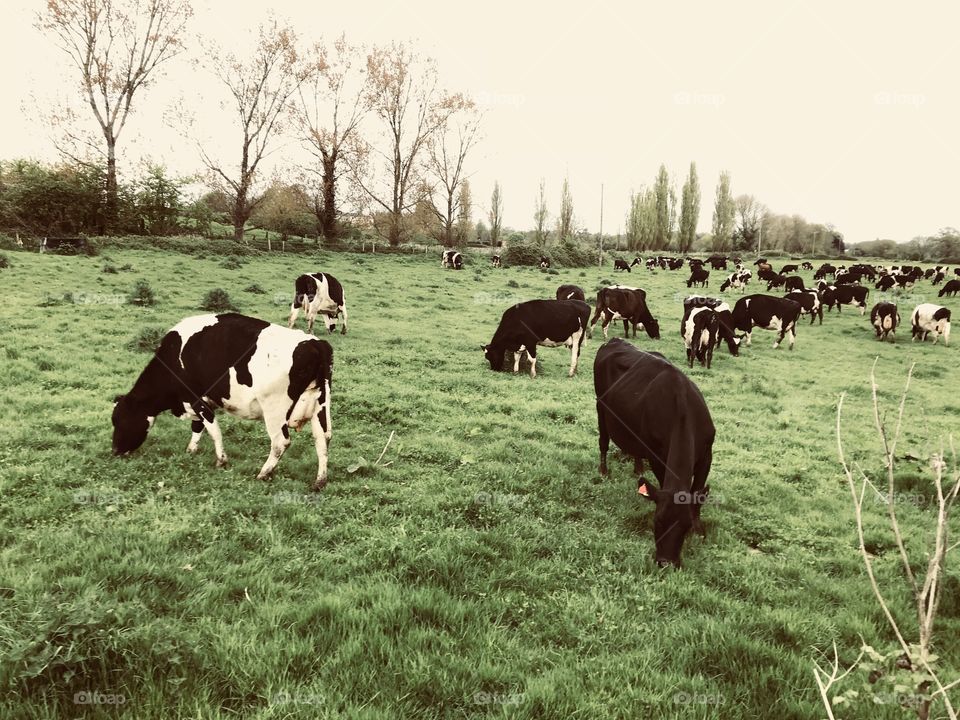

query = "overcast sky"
[[3, 1, 959, 243]]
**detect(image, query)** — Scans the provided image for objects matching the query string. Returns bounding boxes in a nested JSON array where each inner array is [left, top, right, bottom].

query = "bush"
[[199, 288, 238, 312], [552, 240, 598, 267], [502, 240, 543, 266], [219, 255, 244, 270], [0, 253, 10, 269], [119, 263, 134, 272], [127, 326, 167, 353], [128, 279, 156, 306], [243, 284, 266, 294], [102, 264, 118, 274]]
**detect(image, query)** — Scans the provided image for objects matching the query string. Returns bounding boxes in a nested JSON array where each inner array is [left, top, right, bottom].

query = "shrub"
[[0, 253, 10, 269], [219, 255, 244, 270], [502, 240, 543, 266], [119, 263, 134, 272], [128, 279, 156, 306], [102, 264, 118, 274], [199, 288, 238, 312], [243, 284, 266, 294], [127, 326, 167, 353], [551, 240, 598, 267]]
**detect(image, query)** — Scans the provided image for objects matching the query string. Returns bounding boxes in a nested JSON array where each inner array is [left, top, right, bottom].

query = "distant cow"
[[783, 275, 805, 292], [780, 264, 799, 274], [911, 304, 951, 345], [686, 267, 710, 288], [683, 295, 740, 356], [754, 258, 768, 266], [870, 302, 900, 342], [785, 288, 823, 325], [491, 255, 501, 268], [731, 294, 802, 349], [681, 306, 719, 369], [823, 284, 868, 315], [594, 338, 715, 568], [556, 284, 586, 302], [630, 256, 643, 268], [667, 258, 684, 270], [932, 271, 946, 285], [591, 285, 661, 339], [814, 263, 836, 281], [765, 274, 786, 291], [720, 270, 750, 293], [483, 299, 590, 377], [614, 258, 632, 272], [112, 313, 334, 491], [875, 275, 896, 292], [288, 273, 348, 334], [442, 250, 463, 269], [707, 254, 728, 270], [539, 256, 551, 269], [801, 261, 814, 271], [938, 279, 960, 297]]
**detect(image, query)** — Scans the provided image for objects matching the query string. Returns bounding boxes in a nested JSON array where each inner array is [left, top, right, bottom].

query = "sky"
[[3, 1, 960, 244]]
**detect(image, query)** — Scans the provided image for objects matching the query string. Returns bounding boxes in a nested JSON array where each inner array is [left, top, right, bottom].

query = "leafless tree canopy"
[[426, 96, 480, 247]]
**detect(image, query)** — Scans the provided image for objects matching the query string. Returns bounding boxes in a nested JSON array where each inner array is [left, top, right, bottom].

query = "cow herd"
[[110, 250, 955, 567]]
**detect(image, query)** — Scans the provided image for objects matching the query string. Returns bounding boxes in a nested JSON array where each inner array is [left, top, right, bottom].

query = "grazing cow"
[[645, 257, 659, 271], [801, 261, 814, 271], [783, 275, 805, 292], [932, 271, 945, 285], [955, 268, 960, 277], [938, 279, 960, 297], [687, 267, 710, 288], [491, 255, 501, 268], [539, 256, 551, 269], [870, 302, 899, 342], [482, 299, 590, 377], [765, 274, 787, 291], [667, 257, 685, 271], [684, 296, 740, 356], [822, 284, 868, 315], [719, 269, 750, 293], [442, 250, 463, 269], [614, 258, 632, 272], [814, 263, 837, 281], [707, 254, 728, 270], [681, 306, 719, 369], [911, 304, 951, 345], [754, 258, 768, 266], [757, 267, 779, 283], [786, 288, 823, 325], [288, 272, 348, 334], [875, 275, 896, 292], [591, 285, 662, 339], [556, 284, 586, 302], [112, 313, 334, 491], [731, 294, 801, 349], [688, 258, 705, 269], [594, 339, 715, 567], [780, 264, 799, 274], [630, 256, 643, 268]]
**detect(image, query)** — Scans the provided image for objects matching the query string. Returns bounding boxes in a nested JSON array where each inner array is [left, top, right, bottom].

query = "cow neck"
[[127, 354, 181, 415]]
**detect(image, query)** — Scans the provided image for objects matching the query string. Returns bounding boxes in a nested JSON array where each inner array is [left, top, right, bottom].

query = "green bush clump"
[[199, 288, 238, 312], [128, 326, 167, 353], [128, 279, 157, 306], [0, 253, 10, 269], [502, 240, 543, 266], [243, 284, 266, 294], [219, 255, 244, 270], [102, 264, 118, 274]]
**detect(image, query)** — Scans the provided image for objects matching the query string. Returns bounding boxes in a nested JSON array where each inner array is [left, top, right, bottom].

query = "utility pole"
[[756, 216, 763, 257], [598, 183, 604, 268]]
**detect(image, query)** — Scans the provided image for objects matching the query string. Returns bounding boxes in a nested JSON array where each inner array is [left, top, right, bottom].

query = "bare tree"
[[39, 0, 192, 230], [734, 194, 765, 250], [351, 42, 456, 246], [426, 96, 480, 247], [198, 18, 305, 242], [291, 35, 368, 241], [533, 178, 549, 247], [488, 181, 503, 247], [558, 177, 574, 243]]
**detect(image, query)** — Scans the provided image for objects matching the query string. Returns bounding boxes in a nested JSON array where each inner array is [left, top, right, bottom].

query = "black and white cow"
[[686, 267, 710, 288], [539, 256, 551, 269], [491, 255, 501, 268], [765, 274, 787, 291], [630, 256, 643, 268], [814, 263, 836, 281], [288, 273, 348, 334], [112, 313, 334, 490], [911, 304, 951, 345], [731, 294, 801, 349], [683, 296, 740, 356], [875, 275, 896, 292], [870, 302, 899, 342], [614, 258, 632, 272], [938, 279, 960, 297], [823, 284, 869, 315], [783, 275, 805, 293], [556, 284, 586, 302], [719, 269, 750, 293], [932, 271, 946, 285], [442, 250, 463, 269], [482, 299, 590, 378], [780, 264, 799, 274], [681, 305, 719, 369], [785, 288, 823, 325], [591, 286, 661, 339], [594, 338, 715, 568], [801, 261, 814, 271]]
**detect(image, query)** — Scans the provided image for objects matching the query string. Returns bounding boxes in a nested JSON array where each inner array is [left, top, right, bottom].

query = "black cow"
[[783, 275, 805, 292], [289, 272, 348, 334], [594, 339, 715, 567], [687, 267, 710, 288], [614, 258, 632, 272], [785, 288, 823, 325], [758, 267, 779, 283], [590, 286, 661, 339], [556, 284, 586, 302], [870, 302, 899, 342], [667, 258, 684, 270], [491, 255, 501, 268], [938, 279, 960, 297], [442, 250, 463, 269], [875, 275, 896, 292], [707, 254, 728, 270], [731, 294, 801, 349], [539, 256, 551, 269], [765, 274, 787, 291], [754, 258, 768, 266], [780, 264, 799, 274], [814, 263, 836, 281], [482, 299, 590, 378], [112, 313, 334, 491], [823, 284, 868, 315], [932, 271, 946, 285]]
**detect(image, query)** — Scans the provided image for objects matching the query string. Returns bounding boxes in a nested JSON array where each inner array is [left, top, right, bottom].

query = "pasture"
[[0, 248, 958, 719]]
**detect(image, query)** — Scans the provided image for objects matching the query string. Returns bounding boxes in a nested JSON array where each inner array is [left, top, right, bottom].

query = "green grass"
[[0, 248, 958, 719]]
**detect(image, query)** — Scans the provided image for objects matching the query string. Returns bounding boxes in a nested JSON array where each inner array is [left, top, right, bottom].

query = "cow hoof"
[[312, 476, 328, 492], [216, 456, 229, 468], [186, 444, 199, 455]]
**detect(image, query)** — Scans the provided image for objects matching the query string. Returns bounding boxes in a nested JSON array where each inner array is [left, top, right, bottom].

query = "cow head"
[[644, 317, 661, 339], [641, 484, 709, 567], [111, 394, 152, 455], [481, 344, 505, 371]]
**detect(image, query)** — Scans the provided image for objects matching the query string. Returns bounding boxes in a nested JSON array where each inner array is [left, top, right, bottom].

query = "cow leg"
[[691, 445, 713, 538], [528, 348, 538, 378], [310, 411, 330, 491], [744, 330, 752, 346], [288, 301, 300, 329], [622, 318, 630, 337], [513, 348, 524, 374], [598, 405, 610, 476], [256, 409, 291, 481], [322, 313, 335, 334], [568, 329, 584, 377], [186, 419, 204, 454], [817, 307, 823, 325], [193, 402, 227, 467], [339, 303, 348, 334], [306, 306, 317, 333], [787, 325, 796, 350], [859, 304, 866, 316]]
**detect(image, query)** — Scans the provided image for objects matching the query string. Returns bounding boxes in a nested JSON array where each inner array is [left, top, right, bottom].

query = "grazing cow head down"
[[641, 485, 710, 568], [481, 344, 505, 371], [111, 394, 152, 455]]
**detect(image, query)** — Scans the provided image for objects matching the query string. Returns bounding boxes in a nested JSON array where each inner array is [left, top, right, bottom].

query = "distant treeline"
[[848, 231, 960, 263]]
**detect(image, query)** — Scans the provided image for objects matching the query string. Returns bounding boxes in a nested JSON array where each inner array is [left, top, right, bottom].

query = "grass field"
[[1, 247, 958, 719]]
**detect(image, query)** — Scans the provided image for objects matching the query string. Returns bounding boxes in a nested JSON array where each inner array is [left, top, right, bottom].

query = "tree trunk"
[[233, 188, 249, 242], [320, 154, 337, 240], [104, 136, 118, 234]]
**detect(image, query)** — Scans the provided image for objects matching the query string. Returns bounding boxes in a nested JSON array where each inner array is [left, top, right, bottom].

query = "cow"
[[765, 274, 787, 291], [783, 275, 805, 292], [539, 256, 551, 269], [667, 258, 685, 271], [614, 258, 632, 272], [938, 279, 960, 297], [801, 261, 814, 271], [955, 268, 960, 277], [491, 255, 501, 268], [932, 271, 946, 285], [594, 338, 715, 568], [630, 256, 643, 268], [911, 304, 951, 345], [288, 273, 348, 334], [754, 258, 768, 266], [556, 284, 586, 302], [731, 294, 801, 349], [719, 269, 751, 293], [707, 254, 728, 270], [683, 296, 740, 356], [814, 263, 837, 281], [757, 267, 779, 283], [111, 313, 334, 491], [870, 302, 899, 342], [785, 288, 823, 325], [822, 284, 868, 315], [590, 285, 661, 340], [688, 258, 705, 269], [442, 250, 463, 269], [756, 262, 773, 275], [482, 299, 590, 377], [875, 275, 896, 292], [681, 305, 719, 369], [780, 264, 799, 274], [686, 267, 710, 288]]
